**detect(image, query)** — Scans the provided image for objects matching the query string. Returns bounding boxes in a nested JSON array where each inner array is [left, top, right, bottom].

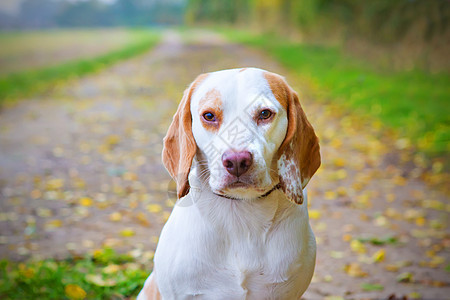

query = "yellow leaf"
[[330, 251, 344, 259], [65, 284, 86, 299], [109, 212, 122, 222], [385, 264, 399, 272], [372, 249, 385, 263], [336, 187, 347, 196], [46, 178, 64, 190], [85, 274, 116, 287], [335, 169, 347, 180], [147, 204, 162, 213], [350, 239, 366, 254], [429, 256, 445, 267], [79, 197, 93, 207], [45, 219, 62, 230], [342, 234, 352, 242], [105, 134, 120, 146], [396, 272, 413, 283], [409, 292, 421, 299], [102, 264, 121, 274], [123, 172, 138, 181], [325, 191, 337, 200], [36, 207, 52, 217], [333, 158, 346, 167], [325, 296, 344, 300], [393, 175, 407, 186], [120, 228, 135, 237], [19, 265, 35, 278], [309, 210, 321, 220], [415, 217, 426, 226], [330, 138, 343, 149], [345, 262, 367, 277], [136, 212, 151, 227]]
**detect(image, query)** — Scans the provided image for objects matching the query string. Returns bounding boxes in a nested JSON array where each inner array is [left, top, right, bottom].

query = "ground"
[[0, 30, 448, 299]]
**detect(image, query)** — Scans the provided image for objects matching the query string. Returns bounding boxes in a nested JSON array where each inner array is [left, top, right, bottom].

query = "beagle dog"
[[138, 68, 320, 299]]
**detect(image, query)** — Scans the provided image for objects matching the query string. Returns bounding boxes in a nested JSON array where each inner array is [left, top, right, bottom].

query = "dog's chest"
[[162, 227, 297, 298], [154, 200, 314, 299]]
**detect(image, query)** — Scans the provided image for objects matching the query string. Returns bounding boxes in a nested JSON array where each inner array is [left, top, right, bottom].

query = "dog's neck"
[[180, 167, 302, 236]]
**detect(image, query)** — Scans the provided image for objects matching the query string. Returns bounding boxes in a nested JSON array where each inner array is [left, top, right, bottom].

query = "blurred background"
[[0, 0, 449, 299]]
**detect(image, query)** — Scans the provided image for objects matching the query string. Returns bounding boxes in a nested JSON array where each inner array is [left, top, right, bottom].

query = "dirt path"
[[0, 30, 448, 299]]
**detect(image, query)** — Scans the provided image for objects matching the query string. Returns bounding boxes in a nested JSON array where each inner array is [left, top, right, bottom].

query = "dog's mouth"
[[214, 180, 280, 201], [227, 180, 251, 189]]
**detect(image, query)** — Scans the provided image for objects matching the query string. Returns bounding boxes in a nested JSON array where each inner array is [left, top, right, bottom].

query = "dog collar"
[[213, 183, 281, 201]]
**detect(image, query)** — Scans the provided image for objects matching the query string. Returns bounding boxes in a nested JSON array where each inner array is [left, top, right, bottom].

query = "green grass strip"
[[0, 248, 149, 299], [0, 30, 160, 104], [221, 29, 450, 157]]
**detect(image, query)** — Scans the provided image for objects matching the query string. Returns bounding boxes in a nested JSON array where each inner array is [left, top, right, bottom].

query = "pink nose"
[[222, 150, 253, 177]]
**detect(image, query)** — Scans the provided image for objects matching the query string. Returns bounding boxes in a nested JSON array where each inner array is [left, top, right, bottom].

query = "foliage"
[[186, 0, 449, 42], [0, 30, 160, 104], [1, 0, 186, 29], [0, 248, 150, 299], [222, 29, 450, 157], [186, 0, 450, 71]]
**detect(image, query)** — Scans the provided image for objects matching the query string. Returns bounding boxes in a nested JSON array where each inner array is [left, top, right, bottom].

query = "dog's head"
[[163, 68, 320, 204]]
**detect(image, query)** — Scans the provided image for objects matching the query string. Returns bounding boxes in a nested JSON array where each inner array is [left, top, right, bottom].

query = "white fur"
[[147, 68, 316, 299]]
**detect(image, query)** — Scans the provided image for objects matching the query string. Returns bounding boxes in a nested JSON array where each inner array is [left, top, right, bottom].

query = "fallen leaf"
[[79, 197, 93, 207], [136, 212, 151, 227], [397, 272, 413, 283], [345, 262, 368, 277], [65, 284, 86, 299], [44, 219, 63, 230], [147, 204, 162, 213], [372, 249, 386, 263], [46, 178, 64, 190], [102, 264, 121, 274], [350, 239, 367, 254], [120, 228, 135, 237], [361, 283, 384, 291], [109, 212, 122, 222], [85, 274, 116, 287], [309, 210, 321, 220]]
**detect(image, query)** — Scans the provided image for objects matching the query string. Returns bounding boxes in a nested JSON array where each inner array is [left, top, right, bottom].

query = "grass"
[[0, 29, 148, 75], [0, 30, 160, 104], [0, 248, 150, 299], [221, 29, 450, 157]]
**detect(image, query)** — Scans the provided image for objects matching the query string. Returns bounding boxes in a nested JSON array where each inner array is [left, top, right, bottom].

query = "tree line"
[[0, 0, 185, 29], [185, 0, 449, 44]]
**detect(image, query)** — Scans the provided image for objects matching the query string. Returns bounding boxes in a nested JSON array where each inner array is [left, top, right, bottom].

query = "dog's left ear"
[[162, 74, 207, 199], [266, 72, 321, 205]]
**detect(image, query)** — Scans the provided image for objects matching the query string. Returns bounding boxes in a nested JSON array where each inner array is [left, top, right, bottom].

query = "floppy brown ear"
[[266, 73, 320, 205], [162, 74, 207, 199]]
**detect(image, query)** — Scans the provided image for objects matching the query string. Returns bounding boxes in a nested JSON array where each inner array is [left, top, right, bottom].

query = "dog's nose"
[[222, 150, 253, 177]]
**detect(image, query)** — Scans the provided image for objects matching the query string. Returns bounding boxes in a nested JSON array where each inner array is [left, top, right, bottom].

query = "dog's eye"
[[259, 109, 273, 120], [203, 112, 216, 122]]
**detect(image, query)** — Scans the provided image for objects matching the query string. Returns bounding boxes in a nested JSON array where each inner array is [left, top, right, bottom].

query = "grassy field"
[[0, 29, 149, 76], [0, 248, 150, 299], [222, 30, 450, 158], [0, 29, 160, 104]]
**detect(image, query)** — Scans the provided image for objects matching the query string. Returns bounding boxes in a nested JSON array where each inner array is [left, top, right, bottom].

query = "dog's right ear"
[[162, 74, 208, 199], [264, 72, 320, 205]]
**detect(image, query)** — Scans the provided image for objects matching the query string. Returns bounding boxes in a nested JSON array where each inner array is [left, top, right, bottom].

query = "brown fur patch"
[[263, 72, 289, 110], [162, 73, 208, 199], [198, 88, 223, 132], [264, 71, 321, 204]]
